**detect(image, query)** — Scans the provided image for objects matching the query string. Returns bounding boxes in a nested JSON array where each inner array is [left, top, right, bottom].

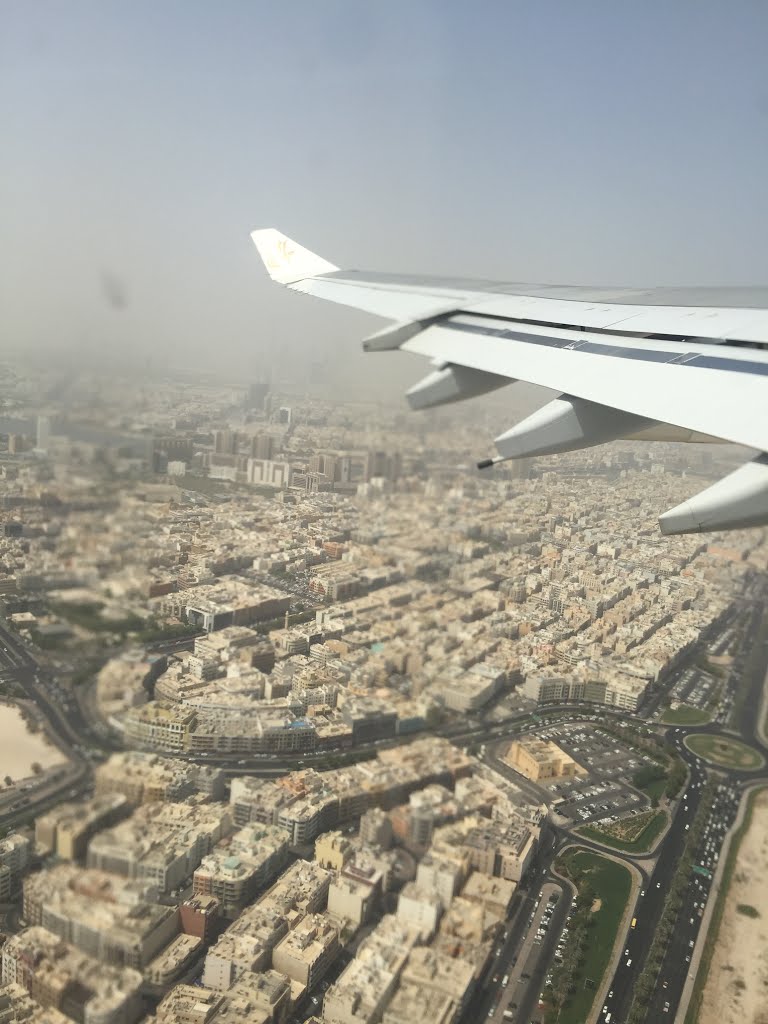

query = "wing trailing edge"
[[251, 227, 768, 534]]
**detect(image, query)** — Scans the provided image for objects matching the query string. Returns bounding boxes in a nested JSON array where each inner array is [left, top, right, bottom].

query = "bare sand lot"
[[0, 703, 64, 783], [699, 788, 768, 1024]]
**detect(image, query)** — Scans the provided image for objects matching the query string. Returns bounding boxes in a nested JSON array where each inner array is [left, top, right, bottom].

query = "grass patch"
[[660, 706, 711, 726], [736, 904, 759, 918], [685, 786, 768, 1024], [577, 810, 668, 854], [631, 763, 670, 805], [546, 849, 632, 1024], [684, 733, 764, 771], [642, 775, 668, 803], [632, 768, 668, 804]]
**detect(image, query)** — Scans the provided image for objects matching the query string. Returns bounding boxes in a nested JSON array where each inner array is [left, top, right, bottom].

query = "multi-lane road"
[[597, 747, 711, 1024], [645, 782, 740, 1022]]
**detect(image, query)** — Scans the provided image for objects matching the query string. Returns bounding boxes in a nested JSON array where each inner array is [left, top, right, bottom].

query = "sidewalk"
[[757, 664, 768, 747]]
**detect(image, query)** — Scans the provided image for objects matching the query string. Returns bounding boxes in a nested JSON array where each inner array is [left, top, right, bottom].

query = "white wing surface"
[[252, 229, 768, 535]]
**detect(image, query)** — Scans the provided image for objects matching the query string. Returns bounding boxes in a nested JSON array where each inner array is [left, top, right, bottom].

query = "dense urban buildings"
[[0, 364, 766, 1024]]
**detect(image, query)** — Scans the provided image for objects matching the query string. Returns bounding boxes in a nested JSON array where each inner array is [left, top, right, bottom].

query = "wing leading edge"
[[251, 229, 768, 535]]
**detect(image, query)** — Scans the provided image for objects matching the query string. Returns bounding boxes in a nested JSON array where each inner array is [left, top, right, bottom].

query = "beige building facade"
[[505, 736, 584, 782]]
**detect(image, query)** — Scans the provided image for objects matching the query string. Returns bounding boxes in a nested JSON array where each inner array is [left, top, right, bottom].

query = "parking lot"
[[530, 723, 659, 827], [489, 882, 571, 1024], [665, 666, 721, 713]]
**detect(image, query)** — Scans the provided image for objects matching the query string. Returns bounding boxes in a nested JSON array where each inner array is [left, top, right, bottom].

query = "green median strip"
[[544, 849, 632, 1024]]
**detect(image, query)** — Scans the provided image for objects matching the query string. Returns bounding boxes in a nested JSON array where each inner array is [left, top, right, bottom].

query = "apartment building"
[[271, 913, 339, 991], [1, 927, 143, 1024], [193, 825, 288, 914], [23, 866, 179, 970]]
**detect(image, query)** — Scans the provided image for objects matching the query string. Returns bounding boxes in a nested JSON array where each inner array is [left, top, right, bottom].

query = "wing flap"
[[466, 293, 768, 342], [401, 319, 768, 453]]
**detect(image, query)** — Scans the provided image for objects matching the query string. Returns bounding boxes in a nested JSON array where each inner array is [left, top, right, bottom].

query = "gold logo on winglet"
[[267, 239, 296, 269]]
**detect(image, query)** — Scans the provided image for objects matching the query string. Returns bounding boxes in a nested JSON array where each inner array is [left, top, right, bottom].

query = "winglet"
[[251, 229, 338, 285]]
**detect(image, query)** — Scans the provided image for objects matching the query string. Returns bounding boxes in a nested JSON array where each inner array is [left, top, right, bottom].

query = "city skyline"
[[3, 2, 768, 373]]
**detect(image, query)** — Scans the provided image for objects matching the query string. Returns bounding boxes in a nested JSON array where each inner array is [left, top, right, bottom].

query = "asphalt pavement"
[[644, 785, 739, 1021], [602, 755, 708, 1024]]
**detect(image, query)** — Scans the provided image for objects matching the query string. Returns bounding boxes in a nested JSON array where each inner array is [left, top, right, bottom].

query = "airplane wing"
[[251, 228, 768, 536]]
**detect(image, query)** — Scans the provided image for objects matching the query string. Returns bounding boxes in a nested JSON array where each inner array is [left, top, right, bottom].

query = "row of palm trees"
[[543, 858, 599, 1021]]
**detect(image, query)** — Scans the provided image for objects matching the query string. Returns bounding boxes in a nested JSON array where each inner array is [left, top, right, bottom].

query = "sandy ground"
[[699, 789, 768, 1024], [0, 703, 64, 782]]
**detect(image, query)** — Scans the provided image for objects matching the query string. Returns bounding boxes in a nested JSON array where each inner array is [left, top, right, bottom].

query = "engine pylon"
[[493, 396, 654, 460]]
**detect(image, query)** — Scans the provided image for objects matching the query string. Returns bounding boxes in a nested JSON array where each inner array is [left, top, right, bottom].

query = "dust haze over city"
[[1, 5, 768, 1024]]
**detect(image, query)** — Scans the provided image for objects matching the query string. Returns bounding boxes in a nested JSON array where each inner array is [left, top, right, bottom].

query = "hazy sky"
[[2, 1, 768, 386]]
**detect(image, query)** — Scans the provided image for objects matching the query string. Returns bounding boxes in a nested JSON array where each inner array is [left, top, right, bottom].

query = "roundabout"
[[684, 733, 765, 772], [660, 705, 711, 726]]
